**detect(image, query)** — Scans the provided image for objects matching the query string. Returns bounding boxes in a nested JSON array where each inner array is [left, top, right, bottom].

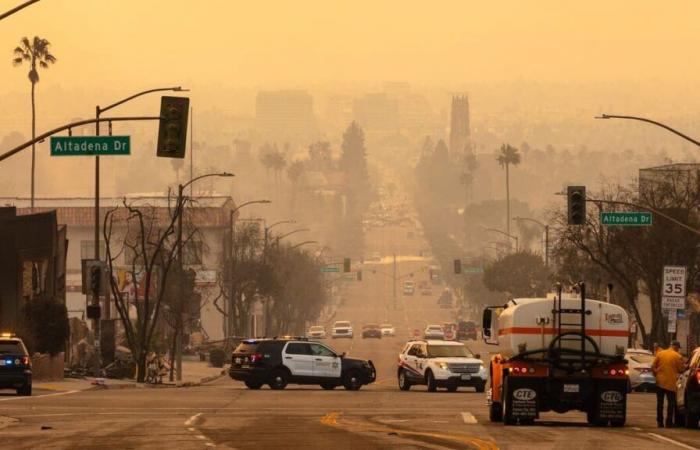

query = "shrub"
[[209, 347, 226, 368], [20, 297, 70, 356]]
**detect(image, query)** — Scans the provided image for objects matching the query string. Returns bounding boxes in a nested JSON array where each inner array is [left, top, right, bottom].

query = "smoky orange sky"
[[2, 0, 699, 91]]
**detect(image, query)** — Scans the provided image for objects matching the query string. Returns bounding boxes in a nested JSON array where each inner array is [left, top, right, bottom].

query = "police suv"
[[0, 333, 32, 396], [397, 340, 487, 392], [229, 337, 376, 390]]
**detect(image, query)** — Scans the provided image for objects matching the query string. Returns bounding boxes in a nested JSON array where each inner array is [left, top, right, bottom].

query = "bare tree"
[[102, 197, 184, 382]]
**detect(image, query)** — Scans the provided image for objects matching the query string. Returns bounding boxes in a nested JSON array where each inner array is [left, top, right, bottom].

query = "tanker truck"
[[482, 283, 630, 426]]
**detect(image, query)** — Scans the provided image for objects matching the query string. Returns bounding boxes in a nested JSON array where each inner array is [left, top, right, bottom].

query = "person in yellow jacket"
[[652, 341, 687, 427]]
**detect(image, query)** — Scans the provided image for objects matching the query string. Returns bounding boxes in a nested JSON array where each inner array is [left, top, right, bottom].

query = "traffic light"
[[357, 270, 362, 282], [90, 265, 101, 296], [567, 186, 586, 225], [156, 96, 190, 158], [343, 258, 351, 273], [454, 259, 462, 274]]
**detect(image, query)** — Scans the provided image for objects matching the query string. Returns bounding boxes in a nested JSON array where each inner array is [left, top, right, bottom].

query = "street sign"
[[50, 136, 130, 156], [600, 212, 652, 226], [464, 267, 484, 274], [662, 296, 685, 310], [662, 265, 686, 311], [320, 266, 340, 273], [667, 312, 677, 333]]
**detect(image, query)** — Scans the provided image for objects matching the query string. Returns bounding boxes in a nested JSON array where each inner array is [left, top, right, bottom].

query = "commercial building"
[[0, 194, 235, 341]]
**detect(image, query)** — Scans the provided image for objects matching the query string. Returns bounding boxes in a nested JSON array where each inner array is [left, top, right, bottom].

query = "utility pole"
[[393, 253, 397, 310], [176, 183, 184, 385]]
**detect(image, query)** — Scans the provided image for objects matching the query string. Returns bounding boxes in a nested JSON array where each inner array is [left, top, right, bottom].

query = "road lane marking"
[[195, 435, 207, 440], [461, 412, 478, 424], [188, 427, 195, 432], [647, 433, 699, 450], [321, 411, 497, 450], [0, 390, 79, 402], [184, 412, 203, 426]]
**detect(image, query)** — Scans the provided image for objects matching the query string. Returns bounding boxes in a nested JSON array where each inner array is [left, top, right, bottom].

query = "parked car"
[[229, 338, 376, 390], [332, 321, 353, 339], [0, 333, 32, 396], [625, 348, 655, 391], [380, 324, 395, 337], [306, 325, 326, 339], [362, 324, 382, 339], [456, 321, 477, 341], [424, 324, 444, 340], [676, 346, 700, 428]]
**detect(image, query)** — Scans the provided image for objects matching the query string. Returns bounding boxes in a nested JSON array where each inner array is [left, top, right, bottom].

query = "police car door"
[[404, 344, 424, 379], [283, 342, 314, 377], [310, 343, 341, 378]]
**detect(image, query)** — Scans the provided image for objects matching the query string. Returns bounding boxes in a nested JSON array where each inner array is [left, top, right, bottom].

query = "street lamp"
[[595, 114, 700, 147], [482, 227, 519, 252], [513, 216, 549, 266], [290, 240, 318, 250], [276, 228, 310, 242], [175, 171, 233, 384], [264, 220, 296, 250]]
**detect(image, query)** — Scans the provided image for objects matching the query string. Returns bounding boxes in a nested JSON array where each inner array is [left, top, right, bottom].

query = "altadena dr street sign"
[[50, 136, 130, 156], [600, 212, 652, 226], [320, 266, 340, 273]]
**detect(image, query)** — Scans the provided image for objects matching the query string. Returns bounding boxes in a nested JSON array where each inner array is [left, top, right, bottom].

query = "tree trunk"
[[30, 80, 36, 210], [136, 350, 147, 383]]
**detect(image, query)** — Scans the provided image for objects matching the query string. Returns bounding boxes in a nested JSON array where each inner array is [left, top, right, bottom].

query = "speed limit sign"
[[662, 265, 686, 309]]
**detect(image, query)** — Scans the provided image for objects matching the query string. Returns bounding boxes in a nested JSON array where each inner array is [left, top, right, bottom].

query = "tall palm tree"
[[13, 36, 57, 210], [496, 144, 521, 242]]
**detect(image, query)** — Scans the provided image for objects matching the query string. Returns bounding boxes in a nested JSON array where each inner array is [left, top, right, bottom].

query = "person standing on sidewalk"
[[652, 340, 686, 427]]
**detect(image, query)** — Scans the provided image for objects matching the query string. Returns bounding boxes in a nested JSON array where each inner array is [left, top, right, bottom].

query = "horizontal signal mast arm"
[[587, 198, 700, 236], [0, 116, 163, 163]]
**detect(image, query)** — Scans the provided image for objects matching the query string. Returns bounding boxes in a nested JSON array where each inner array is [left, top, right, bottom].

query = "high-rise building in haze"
[[255, 90, 317, 141], [449, 94, 471, 155]]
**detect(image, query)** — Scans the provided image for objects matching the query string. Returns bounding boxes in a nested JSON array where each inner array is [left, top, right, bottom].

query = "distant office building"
[[449, 94, 471, 155], [639, 163, 700, 202], [255, 90, 317, 140], [353, 93, 399, 131]]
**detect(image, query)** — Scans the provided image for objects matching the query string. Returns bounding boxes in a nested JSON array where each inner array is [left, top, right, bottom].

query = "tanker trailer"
[[482, 283, 630, 426]]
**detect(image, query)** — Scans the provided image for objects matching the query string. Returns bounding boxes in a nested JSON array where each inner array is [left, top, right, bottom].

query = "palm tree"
[[287, 160, 305, 211], [496, 144, 521, 241], [13, 36, 57, 210]]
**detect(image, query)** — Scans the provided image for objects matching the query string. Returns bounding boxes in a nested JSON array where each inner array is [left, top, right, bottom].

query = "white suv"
[[332, 321, 353, 339], [397, 340, 487, 392]]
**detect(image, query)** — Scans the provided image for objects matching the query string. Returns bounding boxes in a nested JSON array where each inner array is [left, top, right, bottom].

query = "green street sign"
[[464, 267, 484, 274], [600, 212, 652, 227], [50, 136, 130, 156], [320, 266, 340, 273]]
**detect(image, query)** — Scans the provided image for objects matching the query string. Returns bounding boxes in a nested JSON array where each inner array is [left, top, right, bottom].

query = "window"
[[310, 344, 335, 357], [427, 345, 471, 358], [408, 344, 423, 357], [0, 340, 25, 354], [286, 343, 311, 355], [80, 241, 106, 261], [183, 241, 203, 265]]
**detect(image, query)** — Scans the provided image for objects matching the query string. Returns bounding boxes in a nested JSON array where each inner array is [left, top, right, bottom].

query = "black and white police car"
[[397, 340, 487, 392], [229, 337, 376, 390], [0, 333, 32, 396]]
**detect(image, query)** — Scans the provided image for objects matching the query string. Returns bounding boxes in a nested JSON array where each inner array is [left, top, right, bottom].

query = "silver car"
[[625, 349, 655, 391]]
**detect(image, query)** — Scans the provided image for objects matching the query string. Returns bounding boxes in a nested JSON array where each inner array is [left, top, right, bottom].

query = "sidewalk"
[[33, 359, 227, 392]]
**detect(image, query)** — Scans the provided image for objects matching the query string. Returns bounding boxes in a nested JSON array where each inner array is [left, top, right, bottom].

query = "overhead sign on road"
[[50, 136, 130, 156], [320, 266, 340, 273], [464, 267, 484, 274], [600, 212, 652, 226]]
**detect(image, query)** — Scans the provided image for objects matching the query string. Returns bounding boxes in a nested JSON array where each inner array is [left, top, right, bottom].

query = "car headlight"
[[438, 362, 449, 370]]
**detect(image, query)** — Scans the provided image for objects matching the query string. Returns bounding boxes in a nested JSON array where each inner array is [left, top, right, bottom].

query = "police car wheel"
[[398, 370, 412, 391], [245, 380, 263, 390], [268, 370, 289, 390], [17, 384, 31, 396], [343, 371, 362, 390], [426, 371, 437, 392]]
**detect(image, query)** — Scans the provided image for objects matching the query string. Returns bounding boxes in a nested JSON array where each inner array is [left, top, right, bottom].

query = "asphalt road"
[[1, 193, 699, 449]]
